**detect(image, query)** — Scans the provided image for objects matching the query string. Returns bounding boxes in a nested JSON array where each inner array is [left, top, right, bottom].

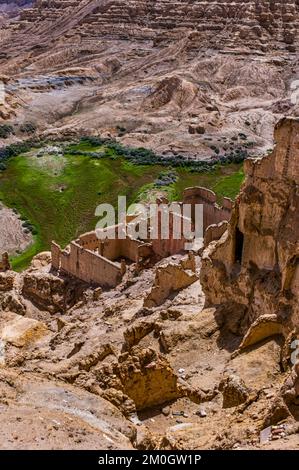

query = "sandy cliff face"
[[201, 117, 299, 421], [0, 228, 298, 449], [0, 1, 32, 17], [4, 0, 299, 48], [1, 1, 299, 157]]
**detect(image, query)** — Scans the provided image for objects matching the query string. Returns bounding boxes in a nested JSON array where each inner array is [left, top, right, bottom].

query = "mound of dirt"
[[142, 76, 198, 111]]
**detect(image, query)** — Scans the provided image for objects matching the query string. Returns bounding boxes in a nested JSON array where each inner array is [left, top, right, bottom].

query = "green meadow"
[[0, 143, 244, 271]]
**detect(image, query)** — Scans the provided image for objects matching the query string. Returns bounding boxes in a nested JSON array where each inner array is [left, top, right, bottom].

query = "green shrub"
[[19, 122, 37, 134]]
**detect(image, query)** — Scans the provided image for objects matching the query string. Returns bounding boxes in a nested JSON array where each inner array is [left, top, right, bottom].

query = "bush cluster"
[[0, 141, 33, 171], [154, 171, 178, 188], [22, 220, 38, 235], [75, 136, 249, 170], [19, 122, 37, 134]]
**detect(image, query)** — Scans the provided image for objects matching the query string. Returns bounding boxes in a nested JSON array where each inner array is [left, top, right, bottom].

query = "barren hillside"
[[1, 0, 299, 157]]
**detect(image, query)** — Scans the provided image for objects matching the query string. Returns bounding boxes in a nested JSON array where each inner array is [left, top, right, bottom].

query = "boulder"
[[0, 314, 49, 347]]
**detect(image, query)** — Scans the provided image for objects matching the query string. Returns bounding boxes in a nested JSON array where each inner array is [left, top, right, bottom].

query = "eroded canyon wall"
[[1, 1, 299, 156], [201, 117, 299, 348]]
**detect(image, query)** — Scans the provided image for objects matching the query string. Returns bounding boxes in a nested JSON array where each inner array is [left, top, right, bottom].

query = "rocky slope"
[[0, 118, 299, 449], [201, 116, 299, 426], [1, 1, 299, 157], [0, 1, 32, 23]]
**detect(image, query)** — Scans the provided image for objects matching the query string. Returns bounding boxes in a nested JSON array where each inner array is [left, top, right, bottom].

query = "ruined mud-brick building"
[[201, 117, 299, 361], [51, 191, 232, 288]]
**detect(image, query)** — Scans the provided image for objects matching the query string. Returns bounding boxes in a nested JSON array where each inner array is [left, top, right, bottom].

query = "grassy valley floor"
[[0, 142, 244, 270]]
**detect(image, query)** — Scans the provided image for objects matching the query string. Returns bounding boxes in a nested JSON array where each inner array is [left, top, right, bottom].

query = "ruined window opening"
[[234, 227, 244, 264]]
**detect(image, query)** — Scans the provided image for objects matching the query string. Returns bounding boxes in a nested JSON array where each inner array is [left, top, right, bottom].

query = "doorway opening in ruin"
[[234, 227, 244, 264]]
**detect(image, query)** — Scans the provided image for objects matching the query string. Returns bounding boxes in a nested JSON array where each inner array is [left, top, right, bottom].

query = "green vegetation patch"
[[0, 142, 245, 271]]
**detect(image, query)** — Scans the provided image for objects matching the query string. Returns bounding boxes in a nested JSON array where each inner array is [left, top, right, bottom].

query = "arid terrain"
[[0, 118, 298, 450], [1, 1, 299, 157], [0, 0, 299, 452]]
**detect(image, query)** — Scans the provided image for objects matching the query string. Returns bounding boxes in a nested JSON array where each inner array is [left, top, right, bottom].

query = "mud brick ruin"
[[51, 189, 233, 287]]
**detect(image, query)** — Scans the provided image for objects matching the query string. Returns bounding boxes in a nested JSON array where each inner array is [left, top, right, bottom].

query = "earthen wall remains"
[[183, 187, 232, 232]]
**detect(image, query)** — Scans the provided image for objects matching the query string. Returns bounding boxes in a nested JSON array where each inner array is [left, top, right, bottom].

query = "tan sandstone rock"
[[0, 314, 49, 347]]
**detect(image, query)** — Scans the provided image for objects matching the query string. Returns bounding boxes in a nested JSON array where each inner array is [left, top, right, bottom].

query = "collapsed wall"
[[51, 226, 155, 287], [201, 117, 299, 354]]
